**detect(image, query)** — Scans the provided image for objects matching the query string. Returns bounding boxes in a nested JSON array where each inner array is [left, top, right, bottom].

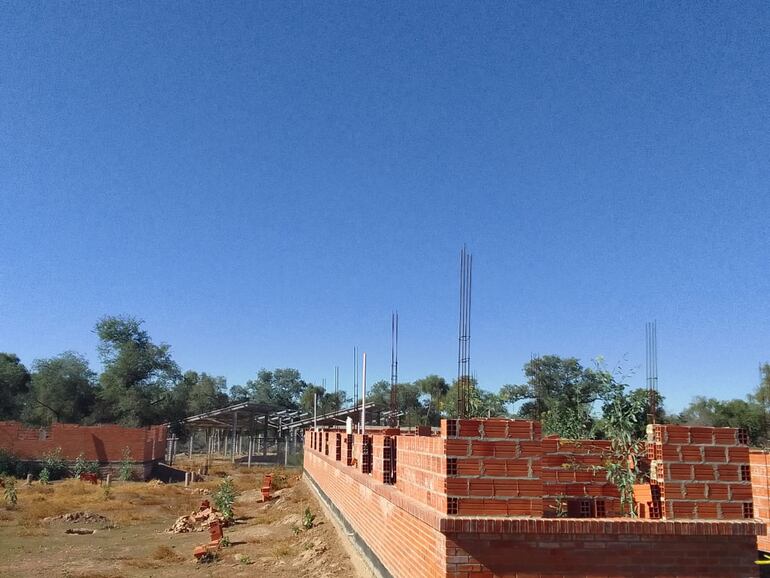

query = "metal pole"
[[188, 432, 193, 460], [285, 435, 289, 467], [361, 352, 367, 435], [231, 411, 238, 463], [247, 437, 253, 468], [314, 392, 318, 430]]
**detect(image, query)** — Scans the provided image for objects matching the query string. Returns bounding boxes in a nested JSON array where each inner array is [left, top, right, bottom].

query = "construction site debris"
[[167, 502, 229, 533], [43, 512, 114, 529]]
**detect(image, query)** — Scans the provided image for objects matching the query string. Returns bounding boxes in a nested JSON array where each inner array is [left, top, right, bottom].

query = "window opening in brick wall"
[[738, 428, 749, 445], [743, 502, 754, 519], [346, 434, 353, 465], [446, 420, 457, 437], [595, 500, 606, 517], [447, 457, 457, 476], [447, 497, 458, 514], [335, 433, 342, 461], [741, 464, 751, 482], [362, 435, 373, 474], [325, 432, 329, 456]]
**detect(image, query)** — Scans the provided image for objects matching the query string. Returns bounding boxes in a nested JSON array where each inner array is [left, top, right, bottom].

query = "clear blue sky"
[[1, 2, 768, 412]]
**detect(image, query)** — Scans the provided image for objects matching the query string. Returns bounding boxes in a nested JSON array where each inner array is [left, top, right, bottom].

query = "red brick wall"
[[305, 426, 764, 578], [0, 421, 167, 463], [541, 436, 622, 516], [446, 530, 758, 578], [305, 450, 447, 578], [647, 424, 753, 520]]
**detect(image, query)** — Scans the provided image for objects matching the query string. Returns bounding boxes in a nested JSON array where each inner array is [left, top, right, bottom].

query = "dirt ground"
[[0, 459, 362, 578]]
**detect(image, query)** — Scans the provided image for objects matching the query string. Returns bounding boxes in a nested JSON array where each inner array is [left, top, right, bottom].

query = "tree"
[[500, 355, 612, 438], [22, 352, 96, 426], [414, 375, 449, 425], [245, 368, 307, 409], [444, 377, 509, 419], [365, 380, 425, 425], [94, 315, 180, 426], [679, 395, 764, 444], [300, 385, 347, 416], [0, 353, 30, 420], [174, 371, 229, 416]]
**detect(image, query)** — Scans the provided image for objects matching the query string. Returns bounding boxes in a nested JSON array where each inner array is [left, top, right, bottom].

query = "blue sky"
[[1, 2, 768, 412]]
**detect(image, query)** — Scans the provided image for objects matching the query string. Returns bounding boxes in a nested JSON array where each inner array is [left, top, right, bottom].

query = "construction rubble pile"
[[167, 500, 229, 533]]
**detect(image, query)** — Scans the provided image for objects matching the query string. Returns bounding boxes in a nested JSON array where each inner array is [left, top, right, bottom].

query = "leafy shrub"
[[3, 477, 17, 508], [38, 468, 50, 484], [302, 507, 315, 530], [42, 447, 67, 480], [118, 447, 133, 481], [72, 453, 100, 477], [213, 476, 236, 520]]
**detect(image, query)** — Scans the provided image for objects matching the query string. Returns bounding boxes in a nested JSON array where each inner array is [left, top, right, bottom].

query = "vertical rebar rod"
[[457, 246, 473, 418]]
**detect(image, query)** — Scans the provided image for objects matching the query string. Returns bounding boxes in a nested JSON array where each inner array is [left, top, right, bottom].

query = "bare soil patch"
[[0, 460, 359, 578]]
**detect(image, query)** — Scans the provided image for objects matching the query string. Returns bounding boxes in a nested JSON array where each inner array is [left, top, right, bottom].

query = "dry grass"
[[152, 544, 183, 562], [273, 543, 293, 558]]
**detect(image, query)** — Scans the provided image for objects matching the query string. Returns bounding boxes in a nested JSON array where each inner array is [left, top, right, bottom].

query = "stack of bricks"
[[750, 449, 770, 552], [647, 424, 753, 520], [541, 436, 621, 517], [440, 418, 543, 516]]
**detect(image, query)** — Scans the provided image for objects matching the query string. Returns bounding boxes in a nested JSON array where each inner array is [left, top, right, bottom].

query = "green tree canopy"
[[414, 374, 449, 425], [0, 353, 31, 420], [22, 352, 96, 426], [245, 368, 307, 409], [500, 355, 612, 438], [94, 315, 181, 426], [444, 377, 509, 419]]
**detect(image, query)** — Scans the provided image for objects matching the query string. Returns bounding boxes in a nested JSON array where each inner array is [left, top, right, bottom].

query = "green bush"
[[42, 447, 67, 480], [72, 453, 100, 477], [39, 467, 50, 484], [212, 476, 236, 520], [3, 476, 17, 508], [118, 447, 133, 481]]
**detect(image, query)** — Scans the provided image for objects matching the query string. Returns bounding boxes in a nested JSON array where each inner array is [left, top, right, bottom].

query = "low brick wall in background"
[[0, 421, 167, 480], [304, 418, 765, 578]]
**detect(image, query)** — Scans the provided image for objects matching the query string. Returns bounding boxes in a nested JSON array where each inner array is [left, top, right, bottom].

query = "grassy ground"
[[0, 459, 358, 578]]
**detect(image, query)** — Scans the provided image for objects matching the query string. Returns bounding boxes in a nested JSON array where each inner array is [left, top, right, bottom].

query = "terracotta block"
[[679, 446, 703, 462], [728, 446, 750, 462], [713, 429, 738, 445], [458, 420, 481, 438], [668, 464, 693, 480], [470, 441, 495, 457], [519, 441, 541, 457], [703, 446, 727, 463], [729, 484, 753, 501], [689, 427, 715, 445], [716, 464, 740, 481], [693, 464, 716, 481], [705, 483, 729, 500], [493, 441, 518, 458], [664, 425, 691, 443]]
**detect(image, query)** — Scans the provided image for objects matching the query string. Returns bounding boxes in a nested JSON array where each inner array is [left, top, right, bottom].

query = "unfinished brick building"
[[304, 418, 764, 578], [0, 421, 167, 480]]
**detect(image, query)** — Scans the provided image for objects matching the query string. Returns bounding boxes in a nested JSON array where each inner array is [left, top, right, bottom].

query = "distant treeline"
[[2, 315, 769, 444]]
